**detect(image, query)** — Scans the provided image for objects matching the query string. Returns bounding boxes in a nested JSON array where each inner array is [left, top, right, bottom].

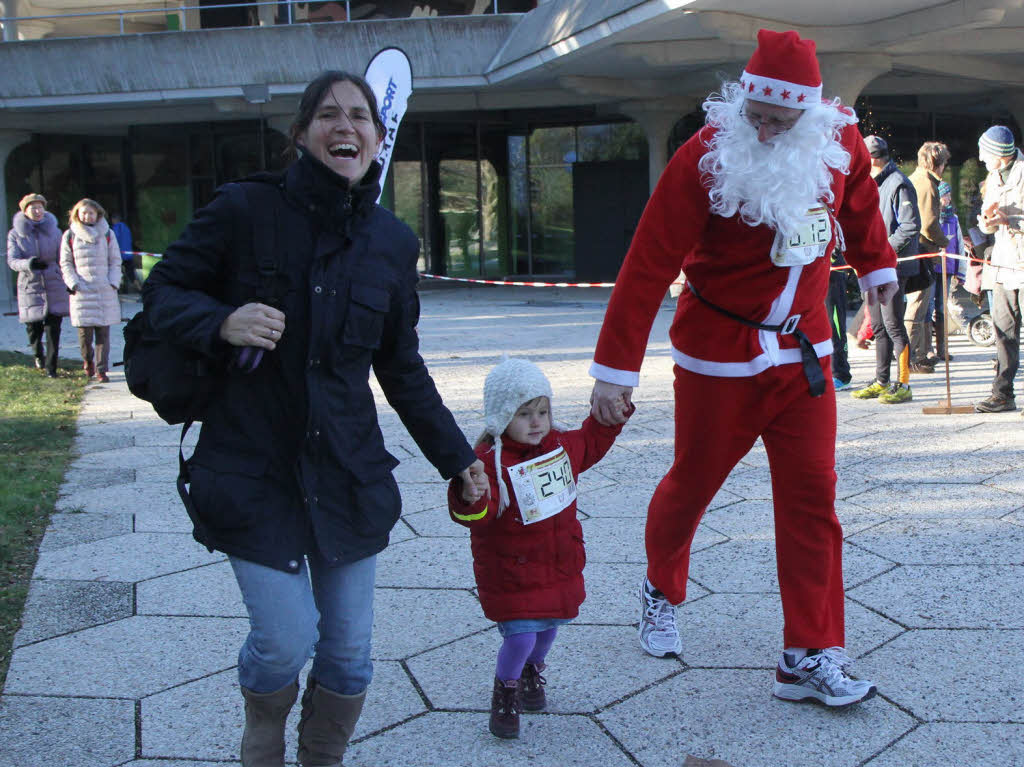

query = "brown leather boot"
[[240, 681, 299, 767], [488, 677, 521, 739], [519, 662, 547, 711], [83, 359, 95, 378], [297, 677, 366, 766]]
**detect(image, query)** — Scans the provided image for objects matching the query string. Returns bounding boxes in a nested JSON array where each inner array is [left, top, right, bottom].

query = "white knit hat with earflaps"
[[483, 356, 553, 514]]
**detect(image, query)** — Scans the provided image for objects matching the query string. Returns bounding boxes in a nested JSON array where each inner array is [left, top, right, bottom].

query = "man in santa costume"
[[589, 29, 897, 707]]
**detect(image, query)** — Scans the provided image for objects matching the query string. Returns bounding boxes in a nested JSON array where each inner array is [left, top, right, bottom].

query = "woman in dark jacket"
[[7, 193, 68, 377], [142, 71, 486, 767]]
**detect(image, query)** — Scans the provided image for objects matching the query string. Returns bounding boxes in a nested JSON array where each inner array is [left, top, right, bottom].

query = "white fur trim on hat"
[[483, 356, 553, 513], [739, 70, 822, 109]]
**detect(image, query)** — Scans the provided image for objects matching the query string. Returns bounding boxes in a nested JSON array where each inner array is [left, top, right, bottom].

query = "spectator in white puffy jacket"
[[60, 198, 121, 383]]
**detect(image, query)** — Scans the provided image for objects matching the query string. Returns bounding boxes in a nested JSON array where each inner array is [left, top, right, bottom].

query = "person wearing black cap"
[[852, 136, 920, 404], [975, 125, 1024, 413]]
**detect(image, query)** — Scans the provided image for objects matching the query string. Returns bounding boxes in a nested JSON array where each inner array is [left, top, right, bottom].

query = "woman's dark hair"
[[289, 71, 386, 152]]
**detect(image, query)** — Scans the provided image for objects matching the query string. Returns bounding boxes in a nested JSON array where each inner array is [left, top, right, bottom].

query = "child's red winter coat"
[[448, 414, 626, 623]]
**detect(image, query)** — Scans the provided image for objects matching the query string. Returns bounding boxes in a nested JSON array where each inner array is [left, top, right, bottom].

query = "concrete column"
[[0, 130, 32, 306], [999, 91, 1024, 139], [1, 0, 17, 41], [622, 107, 683, 194], [817, 53, 892, 106]]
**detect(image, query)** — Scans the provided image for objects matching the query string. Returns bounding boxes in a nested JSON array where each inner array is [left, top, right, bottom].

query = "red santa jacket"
[[448, 414, 626, 623], [591, 118, 897, 385]]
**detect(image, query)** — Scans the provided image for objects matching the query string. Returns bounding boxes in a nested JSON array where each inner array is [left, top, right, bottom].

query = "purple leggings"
[[495, 628, 557, 682]]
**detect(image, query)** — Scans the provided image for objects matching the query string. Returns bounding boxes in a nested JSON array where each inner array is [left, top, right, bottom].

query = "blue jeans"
[[229, 551, 376, 695]]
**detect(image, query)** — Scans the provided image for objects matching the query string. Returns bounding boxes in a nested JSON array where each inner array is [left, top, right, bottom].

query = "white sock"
[[783, 647, 808, 667]]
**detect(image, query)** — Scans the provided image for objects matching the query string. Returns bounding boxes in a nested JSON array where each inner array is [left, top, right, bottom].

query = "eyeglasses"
[[741, 108, 800, 135]]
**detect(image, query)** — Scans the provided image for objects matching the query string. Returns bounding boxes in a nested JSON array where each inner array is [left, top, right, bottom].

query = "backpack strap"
[[239, 176, 286, 307]]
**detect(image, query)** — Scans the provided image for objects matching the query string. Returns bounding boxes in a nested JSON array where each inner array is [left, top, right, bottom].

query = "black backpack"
[[122, 177, 284, 427]]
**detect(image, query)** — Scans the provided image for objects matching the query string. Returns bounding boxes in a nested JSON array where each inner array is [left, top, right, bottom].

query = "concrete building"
[[3, 0, 1024, 300]]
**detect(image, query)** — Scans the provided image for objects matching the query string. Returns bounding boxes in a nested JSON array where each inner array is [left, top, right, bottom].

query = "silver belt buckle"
[[780, 314, 801, 335]]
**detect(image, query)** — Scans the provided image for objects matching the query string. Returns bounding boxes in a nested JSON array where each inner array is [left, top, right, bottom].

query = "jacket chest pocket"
[[342, 282, 390, 349]]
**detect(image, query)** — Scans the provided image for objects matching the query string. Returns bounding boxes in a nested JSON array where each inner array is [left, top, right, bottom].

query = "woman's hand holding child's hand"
[[458, 459, 489, 504]]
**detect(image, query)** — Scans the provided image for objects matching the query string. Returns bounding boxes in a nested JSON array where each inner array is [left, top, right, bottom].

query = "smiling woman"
[[140, 69, 487, 766]]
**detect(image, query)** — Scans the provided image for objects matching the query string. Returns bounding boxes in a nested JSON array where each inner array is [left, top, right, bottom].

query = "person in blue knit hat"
[[975, 125, 1024, 413]]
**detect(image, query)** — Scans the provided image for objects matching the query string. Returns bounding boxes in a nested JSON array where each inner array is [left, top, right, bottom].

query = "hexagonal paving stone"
[[399, 482, 454, 514], [848, 518, 1024, 564], [121, 762, 230, 767], [402, 505, 471, 537], [843, 482, 1021, 519], [598, 669, 915, 767], [347, 711, 636, 767], [14, 579, 133, 647], [861, 629, 1024, 721], [69, 445, 175, 472], [136, 561, 243, 617], [578, 562, 709, 626], [32, 532, 224, 582], [985, 467, 1024, 496], [407, 625, 680, 715], [847, 565, 1024, 628], [0, 696, 135, 767], [688, 539, 893, 593], [583, 516, 726, 564], [38, 511, 133, 551], [594, 457, 674, 487], [57, 482, 183, 520], [862, 722, 1024, 766], [576, 482, 655, 518], [372, 587, 491, 660], [676, 594, 903, 669], [141, 660, 422, 762], [59, 466, 132, 493], [5, 616, 247, 697], [376, 537, 475, 588]]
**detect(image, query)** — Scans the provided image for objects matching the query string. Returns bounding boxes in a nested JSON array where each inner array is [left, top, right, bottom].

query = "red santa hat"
[[739, 29, 823, 110]]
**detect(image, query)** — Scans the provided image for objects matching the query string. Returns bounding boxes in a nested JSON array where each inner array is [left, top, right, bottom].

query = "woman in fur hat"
[[6, 193, 68, 377]]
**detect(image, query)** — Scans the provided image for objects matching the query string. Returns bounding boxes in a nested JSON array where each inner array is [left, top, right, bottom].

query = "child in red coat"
[[449, 357, 631, 739]]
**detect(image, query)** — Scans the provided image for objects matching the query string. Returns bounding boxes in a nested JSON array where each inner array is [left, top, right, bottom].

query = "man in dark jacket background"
[[853, 135, 922, 404]]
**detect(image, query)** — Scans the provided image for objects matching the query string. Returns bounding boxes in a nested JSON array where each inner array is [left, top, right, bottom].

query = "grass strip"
[[0, 350, 87, 689]]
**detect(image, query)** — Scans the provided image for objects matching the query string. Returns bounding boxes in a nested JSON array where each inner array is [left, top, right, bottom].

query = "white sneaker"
[[638, 579, 682, 657], [772, 647, 877, 707]]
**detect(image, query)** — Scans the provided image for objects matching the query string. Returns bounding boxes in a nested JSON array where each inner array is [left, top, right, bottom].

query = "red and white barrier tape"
[[124, 251, 165, 259], [832, 250, 1024, 274], [419, 273, 616, 288], [123, 250, 1024, 284]]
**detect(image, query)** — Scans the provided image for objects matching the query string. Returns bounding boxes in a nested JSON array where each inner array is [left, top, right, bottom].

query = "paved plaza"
[[1, 285, 1023, 767]]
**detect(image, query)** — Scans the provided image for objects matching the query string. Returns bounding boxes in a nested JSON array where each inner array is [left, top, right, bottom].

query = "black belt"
[[686, 282, 825, 397]]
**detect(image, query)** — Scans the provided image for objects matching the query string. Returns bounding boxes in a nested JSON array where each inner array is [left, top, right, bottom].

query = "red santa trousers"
[[645, 359, 844, 649]]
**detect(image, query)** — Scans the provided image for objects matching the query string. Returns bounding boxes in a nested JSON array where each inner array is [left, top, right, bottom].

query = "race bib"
[[771, 206, 831, 266], [508, 447, 577, 525]]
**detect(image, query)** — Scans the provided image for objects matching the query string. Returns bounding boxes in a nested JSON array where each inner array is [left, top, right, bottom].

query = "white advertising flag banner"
[[364, 47, 413, 204]]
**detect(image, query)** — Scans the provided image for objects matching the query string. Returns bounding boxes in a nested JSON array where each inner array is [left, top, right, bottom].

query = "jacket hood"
[[70, 216, 109, 243], [13, 210, 59, 238]]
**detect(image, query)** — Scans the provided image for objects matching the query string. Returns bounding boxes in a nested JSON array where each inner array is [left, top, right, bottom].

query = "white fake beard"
[[698, 82, 857, 236]]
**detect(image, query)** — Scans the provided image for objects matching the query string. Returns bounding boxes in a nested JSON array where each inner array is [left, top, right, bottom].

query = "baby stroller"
[[968, 311, 995, 347]]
